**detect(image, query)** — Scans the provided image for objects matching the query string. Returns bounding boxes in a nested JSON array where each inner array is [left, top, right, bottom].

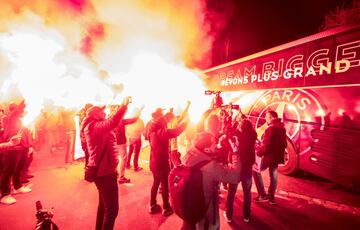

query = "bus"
[[202, 24, 360, 191]]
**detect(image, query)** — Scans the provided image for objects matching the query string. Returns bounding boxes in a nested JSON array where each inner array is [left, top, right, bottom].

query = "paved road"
[[0, 146, 359, 229]]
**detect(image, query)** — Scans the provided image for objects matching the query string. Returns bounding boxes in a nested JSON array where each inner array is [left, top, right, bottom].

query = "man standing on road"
[[145, 108, 188, 216], [126, 115, 145, 172], [82, 97, 130, 230], [114, 105, 143, 184], [164, 100, 190, 168], [253, 110, 287, 205]]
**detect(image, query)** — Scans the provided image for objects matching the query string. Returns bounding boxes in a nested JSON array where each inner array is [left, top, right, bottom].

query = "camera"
[[205, 90, 213, 95], [35, 201, 58, 230], [205, 90, 221, 96], [231, 104, 240, 110], [205, 90, 224, 109]]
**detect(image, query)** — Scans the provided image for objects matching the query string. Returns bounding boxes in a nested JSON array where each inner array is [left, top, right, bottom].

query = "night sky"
[[207, 0, 355, 67]]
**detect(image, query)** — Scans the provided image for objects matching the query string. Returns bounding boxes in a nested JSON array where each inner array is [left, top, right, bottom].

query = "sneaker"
[[269, 199, 276, 205], [0, 195, 16, 205], [118, 177, 131, 184], [162, 207, 173, 216], [243, 217, 250, 223], [254, 195, 269, 202], [149, 204, 161, 214], [223, 211, 232, 223], [13, 186, 32, 194], [126, 165, 131, 169], [134, 167, 143, 172]]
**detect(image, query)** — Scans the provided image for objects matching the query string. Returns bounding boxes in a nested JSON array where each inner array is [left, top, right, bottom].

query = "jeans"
[[0, 150, 27, 197], [117, 144, 127, 178], [181, 221, 196, 230], [65, 131, 75, 164], [95, 173, 119, 230], [150, 174, 170, 209], [127, 138, 141, 168], [253, 164, 278, 200], [226, 167, 252, 219]]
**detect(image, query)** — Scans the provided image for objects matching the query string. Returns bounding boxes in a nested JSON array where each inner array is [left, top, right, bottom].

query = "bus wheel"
[[278, 138, 298, 175]]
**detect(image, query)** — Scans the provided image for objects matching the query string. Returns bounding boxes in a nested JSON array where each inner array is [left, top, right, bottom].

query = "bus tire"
[[278, 138, 298, 175]]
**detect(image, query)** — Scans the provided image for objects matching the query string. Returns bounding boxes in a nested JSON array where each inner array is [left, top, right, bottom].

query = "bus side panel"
[[299, 86, 360, 190]]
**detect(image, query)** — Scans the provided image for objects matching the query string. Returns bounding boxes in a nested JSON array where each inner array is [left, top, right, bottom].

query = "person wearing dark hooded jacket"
[[253, 110, 287, 205], [145, 108, 188, 217], [179, 115, 241, 230], [81, 97, 130, 230], [224, 118, 257, 223], [181, 131, 241, 230]]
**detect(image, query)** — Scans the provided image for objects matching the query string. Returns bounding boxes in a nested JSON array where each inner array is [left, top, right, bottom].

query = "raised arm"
[[165, 119, 189, 139], [177, 101, 191, 123]]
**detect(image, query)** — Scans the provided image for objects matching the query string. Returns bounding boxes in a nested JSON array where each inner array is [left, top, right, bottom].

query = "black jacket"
[[145, 117, 187, 177], [258, 118, 287, 166]]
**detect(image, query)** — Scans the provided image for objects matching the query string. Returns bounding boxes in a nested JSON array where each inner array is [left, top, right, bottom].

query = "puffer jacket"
[[82, 105, 127, 177], [182, 146, 241, 230], [146, 117, 187, 177], [258, 118, 287, 165]]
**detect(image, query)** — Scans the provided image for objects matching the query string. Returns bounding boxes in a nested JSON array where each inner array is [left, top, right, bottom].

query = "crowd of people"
[[0, 95, 288, 230], [76, 94, 287, 230], [0, 101, 34, 205]]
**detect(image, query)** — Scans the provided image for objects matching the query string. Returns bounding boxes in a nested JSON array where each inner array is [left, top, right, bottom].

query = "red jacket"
[[82, 105, 127, 177]]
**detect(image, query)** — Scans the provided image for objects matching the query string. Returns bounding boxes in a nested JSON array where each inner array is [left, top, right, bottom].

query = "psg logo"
[[249, 89, 328, 155]]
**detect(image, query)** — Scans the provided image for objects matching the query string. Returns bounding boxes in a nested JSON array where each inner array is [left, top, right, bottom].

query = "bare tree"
[[320, 0, 360, 30]]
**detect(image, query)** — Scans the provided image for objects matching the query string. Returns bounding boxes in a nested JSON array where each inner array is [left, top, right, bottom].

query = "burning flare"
[[0, 0, 216, 125]]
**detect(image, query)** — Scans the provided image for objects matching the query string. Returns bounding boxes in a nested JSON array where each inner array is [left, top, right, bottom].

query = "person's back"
[[260, 117, 287, 166], [148, 116, 187, 176], [225, 119, 257, 223], [235, 121, 257, 167], [182, 132, 241, 230], [126, 118, 145, 171], [146, 108, 188, 217], [83, 106, 127, 177], [81, 98, 130, 230]]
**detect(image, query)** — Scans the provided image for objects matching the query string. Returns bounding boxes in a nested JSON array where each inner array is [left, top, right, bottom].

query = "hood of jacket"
[[182, 147, 212, 168], [270, 118, 284, 128]]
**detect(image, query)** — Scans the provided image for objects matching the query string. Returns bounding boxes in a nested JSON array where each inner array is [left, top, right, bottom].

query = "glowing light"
[[0, 1, 214, 127], [315, 109, 326, 117], [310, 156, 318, 162], [304, 115, 312, 122], [337, 108, 345, 116], [261, 97, 268, 104], [0, 29, 114, 126], [288, 104, 296, 111], [110, 52, 210, 122]]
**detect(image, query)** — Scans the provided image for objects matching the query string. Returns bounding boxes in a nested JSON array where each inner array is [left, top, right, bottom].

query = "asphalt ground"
[[0, 145, 359, 229]]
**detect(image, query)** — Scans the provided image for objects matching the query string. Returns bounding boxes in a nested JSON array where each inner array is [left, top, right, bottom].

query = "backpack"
[[168, 160, 210, 224]]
